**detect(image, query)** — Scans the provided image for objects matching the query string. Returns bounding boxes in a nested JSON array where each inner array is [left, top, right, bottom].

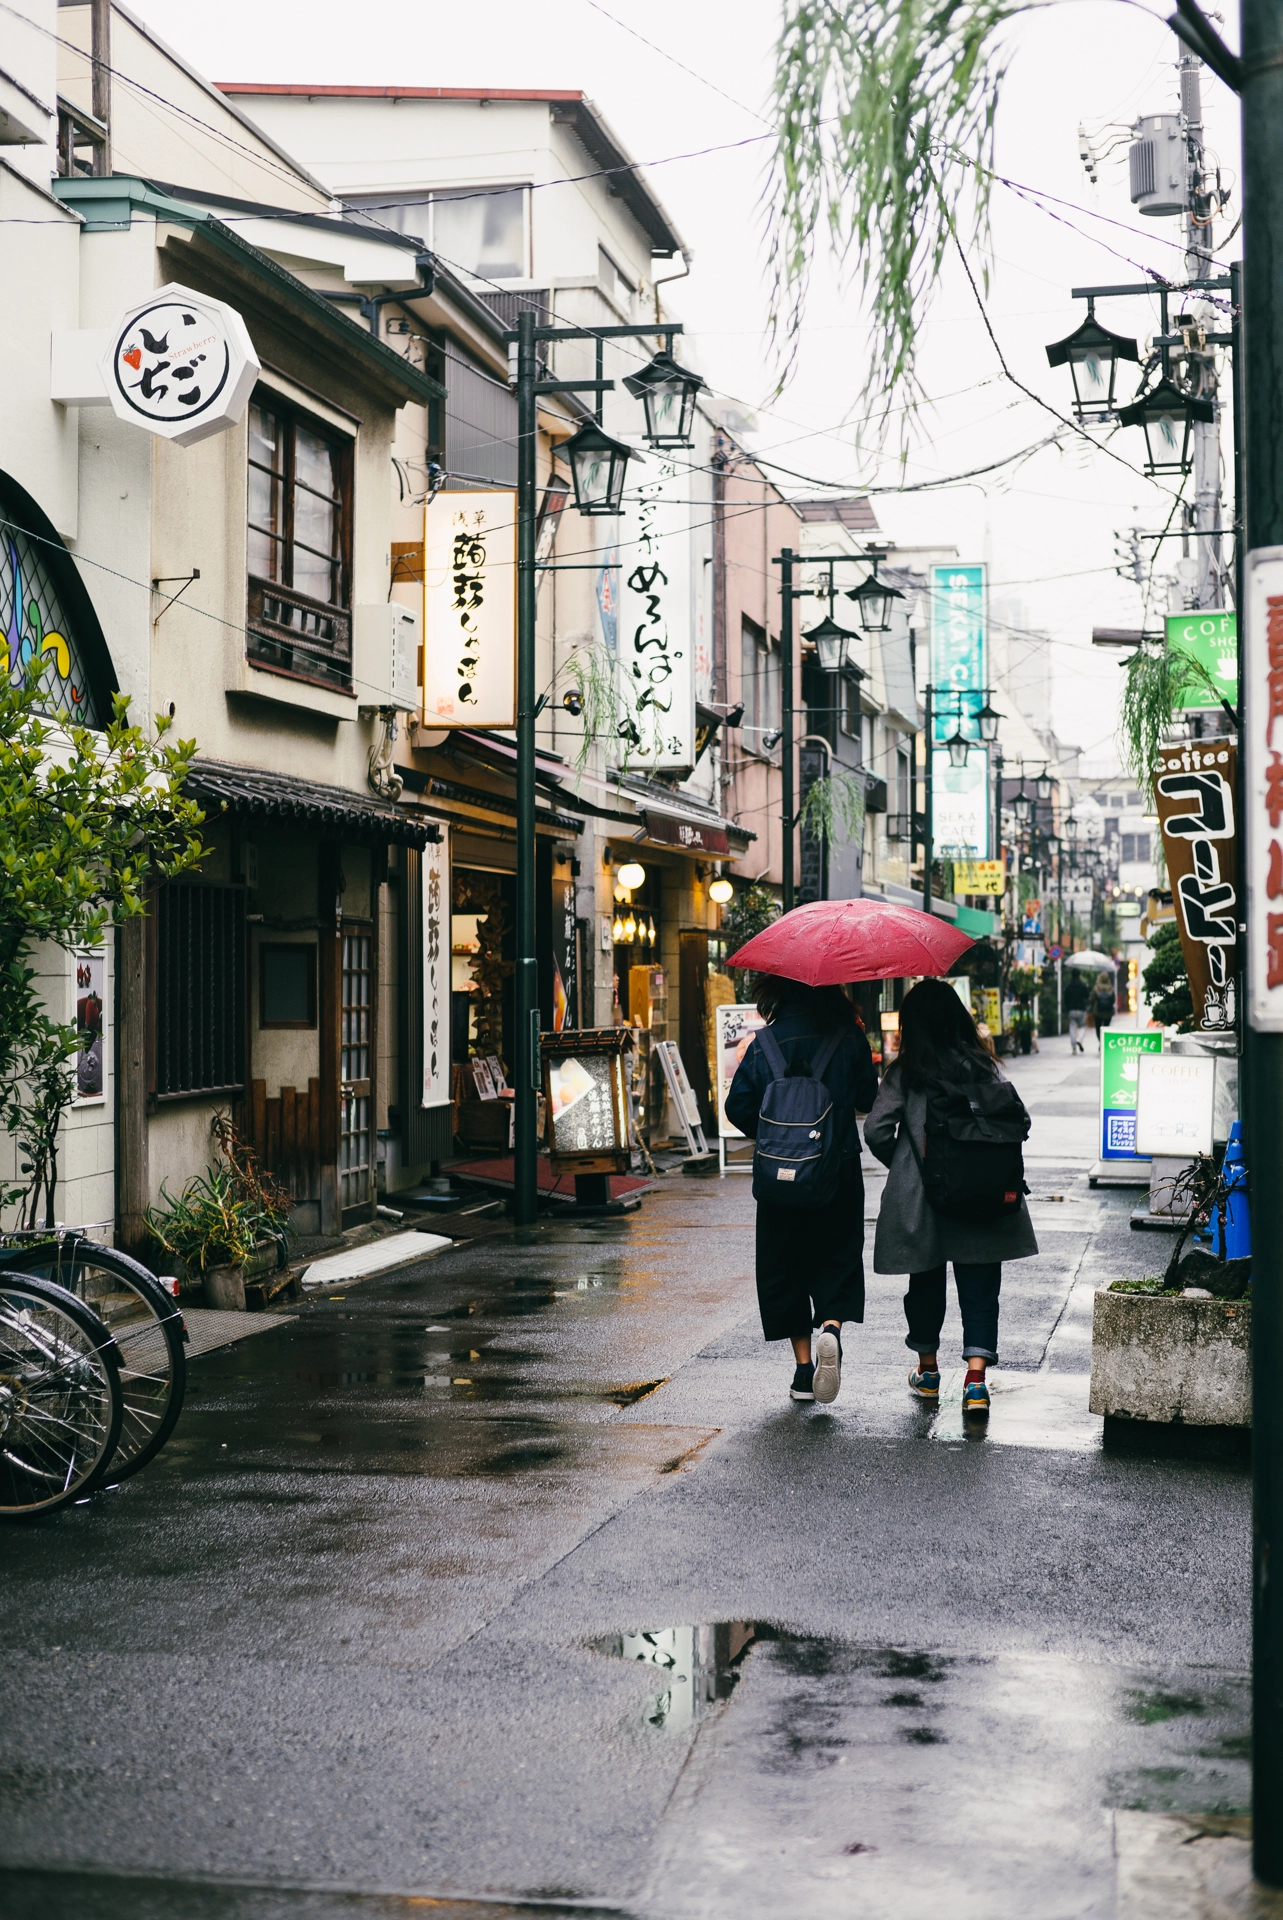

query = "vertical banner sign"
[[930, 563, 986, 739], [73, 950, 106, 1105], [422, 826, 450, 1108], [1166, 610, 1238, 713], [611, 454, 694, 770], [1100, 1028, 1163, 1160], [931, 745, 990, 858], [1246, 549, 1283, 1030], [1154, 738, 1238, 1032], [550, 875, 577, 1031], [422, 492, 516, 727]]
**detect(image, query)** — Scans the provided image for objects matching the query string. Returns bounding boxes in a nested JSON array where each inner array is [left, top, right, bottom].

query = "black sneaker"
[[790, 1362, 815, 1401], [813, 1325, 842, 1404]]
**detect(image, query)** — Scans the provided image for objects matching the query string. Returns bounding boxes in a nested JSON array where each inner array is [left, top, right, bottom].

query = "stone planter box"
[[202, 1262, 246, 1311], [1090, 1289, 1251, 1427]]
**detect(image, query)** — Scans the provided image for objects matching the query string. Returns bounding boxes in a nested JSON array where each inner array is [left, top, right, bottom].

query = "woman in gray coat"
[[863, 977, 1037, 1416]]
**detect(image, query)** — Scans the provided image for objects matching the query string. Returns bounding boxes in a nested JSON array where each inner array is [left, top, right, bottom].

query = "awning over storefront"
[[186, 759, 439, 847], [643, 807, 730, 856]]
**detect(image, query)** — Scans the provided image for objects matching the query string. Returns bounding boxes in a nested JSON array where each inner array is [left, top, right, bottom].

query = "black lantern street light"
[[1013, 786, 1032, 824], [1036, 770, 1053, 803], [976, 698, 1003, 742], [845, 560, 905, 633], [1044, 302, 1140, 419], [622, 348, 707, 449], [803, 612, 863, 676], [562, 418, 639, 515], [1116, 375, 1216, 476], [946, 726, 972, 769]]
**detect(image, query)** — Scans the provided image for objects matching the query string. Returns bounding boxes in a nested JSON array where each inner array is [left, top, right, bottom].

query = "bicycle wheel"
[[0, 1273, 123, 1517], [0, 1241, 186, 1483]]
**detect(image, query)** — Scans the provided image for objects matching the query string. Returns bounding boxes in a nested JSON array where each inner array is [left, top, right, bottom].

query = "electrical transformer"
[[1129, 114, 1189, 217]]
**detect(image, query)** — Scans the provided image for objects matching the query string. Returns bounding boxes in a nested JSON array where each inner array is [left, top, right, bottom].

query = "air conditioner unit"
[[355, 603, 420, 713], [390, 603, 420, 712]]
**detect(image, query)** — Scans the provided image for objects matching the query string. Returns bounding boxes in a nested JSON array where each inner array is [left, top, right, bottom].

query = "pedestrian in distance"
[[1090, 969, 1116, 1048], [863, 977, 1038, 1418], [725, 975, 879, 1407], [1063, 970, 1090, 1052]]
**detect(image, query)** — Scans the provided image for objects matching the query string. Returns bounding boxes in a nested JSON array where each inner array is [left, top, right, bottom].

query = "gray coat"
[[862, 1060, 1039, 1273]]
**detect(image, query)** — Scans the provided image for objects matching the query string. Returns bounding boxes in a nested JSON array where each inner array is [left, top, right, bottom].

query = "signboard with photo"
[[715, 1001, 767, 1138], [1100, 1028, 1163, 1160], [73, 951, 105, 1105], [547, 1052, 623, 1154], [932, 746, 990, 860], [423, 492, 517, 727], [1154, 739, 1238, 1033]]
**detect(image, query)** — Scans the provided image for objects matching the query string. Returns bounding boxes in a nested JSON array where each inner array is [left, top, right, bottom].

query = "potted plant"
[[147, 1120, 292, 1310], [1010, 1008, 1035, 1055]]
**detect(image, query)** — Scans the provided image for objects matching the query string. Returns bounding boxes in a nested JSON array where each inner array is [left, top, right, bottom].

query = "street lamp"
[[708, 876, 733, 905], [616, 860, 646, 892], [1044, 304, 1140, 418], [1036, 771, 1053, 802], [622, 348, 707, 449], [946, 727, 971, 769], [977, 699, 1003, 742], [1013, 787, 1032, 823], [803, 613, 862, 674], [1116, 375, 1216, 476], [845, 561, 905, 633], [563, 419, 638, 514]]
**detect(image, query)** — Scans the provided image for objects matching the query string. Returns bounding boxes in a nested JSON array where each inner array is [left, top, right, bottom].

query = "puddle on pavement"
[[928, 1368, 1103, 1452], [596, 1620, 768, 1731]]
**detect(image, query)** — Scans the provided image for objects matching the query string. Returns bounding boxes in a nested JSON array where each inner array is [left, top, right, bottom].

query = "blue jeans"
[[904, 1262, 1002, 1363]]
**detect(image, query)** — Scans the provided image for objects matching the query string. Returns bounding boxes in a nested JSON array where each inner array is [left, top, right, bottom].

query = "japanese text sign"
[[1155, 738, 1237, 1033], [102, 282, 260, 448], [1166, 611, 1238, 713], [930, 563, 986, 739], [954, 860, 1004, 895], [1100, 1028, 1162, 1161], [605, 455, 694, 770], [1246, 548, 1283, 1030], [423, 492, 516, 727], [715, 1002, 766, 1138]]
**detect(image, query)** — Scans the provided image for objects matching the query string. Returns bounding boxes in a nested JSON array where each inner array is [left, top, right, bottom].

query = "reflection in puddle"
[[602, 1621, 767, 1732]]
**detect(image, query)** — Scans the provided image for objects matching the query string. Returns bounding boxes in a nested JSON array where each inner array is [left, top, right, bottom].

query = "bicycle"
[[0, 1231, 187, 1485], [0, 1271, 124, 1516]]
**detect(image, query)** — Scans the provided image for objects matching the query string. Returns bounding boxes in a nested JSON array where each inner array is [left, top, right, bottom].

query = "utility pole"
[[513, 308, 540, 1232], [779, 547, 795, 913], [1180, 55, 1225, 610], [922, 683, 934, 917]]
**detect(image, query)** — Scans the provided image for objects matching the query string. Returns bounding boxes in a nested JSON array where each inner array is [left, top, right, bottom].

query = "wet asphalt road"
[[0, 1038, 1252, 1919]]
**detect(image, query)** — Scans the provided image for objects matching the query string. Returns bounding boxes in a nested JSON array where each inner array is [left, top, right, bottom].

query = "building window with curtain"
[[741, 614, 780, 758], [247, 392, 353, 691], [153, 884, 247, 1100]]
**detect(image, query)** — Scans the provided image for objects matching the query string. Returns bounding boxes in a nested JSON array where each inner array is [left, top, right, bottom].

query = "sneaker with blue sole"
[[908, 1367, 941, 1399], [813, 1326, 842, 1404], [962, 1377, 991, 1416]]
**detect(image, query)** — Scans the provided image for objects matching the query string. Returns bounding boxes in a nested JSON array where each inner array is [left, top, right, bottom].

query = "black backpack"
[[751, 1028, 845, 1209], [904, 1070, 1031, 1222]]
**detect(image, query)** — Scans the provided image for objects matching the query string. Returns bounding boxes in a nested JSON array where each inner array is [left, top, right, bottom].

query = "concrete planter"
[[1090, 1289, 1250, 1427], [202, 1263, 246, 1311]]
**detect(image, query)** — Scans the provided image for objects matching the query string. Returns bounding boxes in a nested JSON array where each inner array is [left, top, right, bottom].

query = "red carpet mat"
[[451, 1157, 653, 1203]]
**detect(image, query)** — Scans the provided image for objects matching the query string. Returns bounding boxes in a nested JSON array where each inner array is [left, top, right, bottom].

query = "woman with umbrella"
[[724, 899, 973, 1407]]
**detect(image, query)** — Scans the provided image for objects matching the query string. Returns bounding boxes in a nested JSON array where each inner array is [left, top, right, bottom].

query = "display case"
[[542, 1028, 635, 1176]]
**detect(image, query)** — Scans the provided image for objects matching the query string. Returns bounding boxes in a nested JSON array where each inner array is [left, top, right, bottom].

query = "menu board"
[[1134, 1053, 1215, 1158], [547, 1051, 621, 1154], [1100, 1028, 1163, 1160], [715, 1002, 766, 1138]]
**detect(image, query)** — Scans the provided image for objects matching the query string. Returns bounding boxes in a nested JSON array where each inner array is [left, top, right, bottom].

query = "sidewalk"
[[0, 1033, 1254, 1919]]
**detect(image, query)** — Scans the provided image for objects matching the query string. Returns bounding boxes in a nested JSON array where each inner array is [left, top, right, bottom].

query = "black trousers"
[[904, 1262, 1002, 1363], [755, 1159, 865, 1342]]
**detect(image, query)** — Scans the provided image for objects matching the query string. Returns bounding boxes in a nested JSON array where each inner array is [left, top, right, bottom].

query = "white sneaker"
[[813, 1326, 842, 1404]]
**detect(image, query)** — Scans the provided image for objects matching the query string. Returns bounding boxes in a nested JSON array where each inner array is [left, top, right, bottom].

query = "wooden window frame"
[[259, 942, 318, 1030], [149, 881, 247, 1104], [246, 388, 354, 693]]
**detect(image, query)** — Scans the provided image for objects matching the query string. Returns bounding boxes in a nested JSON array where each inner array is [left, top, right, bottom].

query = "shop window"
[[1121, 833, 1150, 865], [154, 884, 246, 1100], [260, 944, 317, 1029], [247, 392, 353, 692], [349, 187, 529, 280], [740, 615, 779, 755]]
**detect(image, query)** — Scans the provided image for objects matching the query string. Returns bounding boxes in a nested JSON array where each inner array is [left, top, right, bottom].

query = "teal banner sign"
[[930, 563, 986, 739]]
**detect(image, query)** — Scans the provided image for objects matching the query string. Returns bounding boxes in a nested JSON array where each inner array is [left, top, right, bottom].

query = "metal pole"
[[780, 547, 795, 913], [1181, 54, 1224, 610], [922, 684, 934, 917], [514, 308, 539, 1229], [1242, 0, 1283, 1883]]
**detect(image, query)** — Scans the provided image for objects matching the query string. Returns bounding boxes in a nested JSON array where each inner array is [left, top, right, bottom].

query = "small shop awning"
[[186, 759, 439, 848]]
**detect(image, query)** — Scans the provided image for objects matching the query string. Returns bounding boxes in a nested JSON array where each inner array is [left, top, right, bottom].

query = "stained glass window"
[[0, 522, 103, 726]]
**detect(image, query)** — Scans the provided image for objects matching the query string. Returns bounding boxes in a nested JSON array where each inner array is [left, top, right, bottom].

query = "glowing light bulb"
[[612, 914, 625, 943], [624, 914, 637, 942]]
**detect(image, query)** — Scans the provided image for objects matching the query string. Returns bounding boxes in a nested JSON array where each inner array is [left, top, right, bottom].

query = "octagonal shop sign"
[[100, 282, 260, 448]]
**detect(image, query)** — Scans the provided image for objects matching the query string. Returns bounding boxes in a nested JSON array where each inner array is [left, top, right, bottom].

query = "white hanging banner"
[[608, 453, 693, 770], [1245, 547, 1283, 1029], [421, 825, 451, 1108], [423, 492, 516, 727]]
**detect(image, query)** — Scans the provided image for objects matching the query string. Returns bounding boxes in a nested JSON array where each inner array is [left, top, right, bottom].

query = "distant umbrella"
[[1063, 949, 1115, 969]]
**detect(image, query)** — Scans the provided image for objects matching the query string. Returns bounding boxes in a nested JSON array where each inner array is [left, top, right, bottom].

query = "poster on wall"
[[715, 1001, 766, 1137], [422, 491, 516, 727], [1154, 738, 1237, 1033], [1100, 1028, 1163, 1160], [551, 874, 578, 1032], [932, 745, 990, 859], [930, 563, 986, 739], [601, 452, 694, 771], [422, 826, 451, 1108], [73, 951, 105, 1105], [1245, 550, 1283, 1031]]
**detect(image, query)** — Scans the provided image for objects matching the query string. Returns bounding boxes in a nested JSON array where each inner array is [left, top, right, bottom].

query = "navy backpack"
[[751, 1027, 845, 1209]]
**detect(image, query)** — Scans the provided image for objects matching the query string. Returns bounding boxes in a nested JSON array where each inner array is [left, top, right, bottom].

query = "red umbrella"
[[726, 898, 974, 985]]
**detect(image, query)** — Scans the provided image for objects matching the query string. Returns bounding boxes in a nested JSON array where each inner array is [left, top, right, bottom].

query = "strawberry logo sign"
[[100, 282, 260, 448]]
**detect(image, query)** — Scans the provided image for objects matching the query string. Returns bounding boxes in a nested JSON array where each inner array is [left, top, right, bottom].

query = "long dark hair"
[[755, 975, 858, 1033], [895, 976, 995, 1086]]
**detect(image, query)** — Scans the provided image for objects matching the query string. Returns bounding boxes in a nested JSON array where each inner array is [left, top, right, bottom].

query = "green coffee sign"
[[1166, 611, 1237, 713], [1100, 1028, 1162, 1160]]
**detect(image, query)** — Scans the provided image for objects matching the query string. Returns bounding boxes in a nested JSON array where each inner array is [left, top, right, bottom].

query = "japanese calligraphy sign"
[[1246, 547, 1283, 1029], [421, 826, 450, 1108], [954, 860, 1004, 895], [1155, 737, 1238, 1033], [607, 454, 694, 770], [423, 491, 516, 727], [930, 563, 986, 739], [102, 283, 259, 448]]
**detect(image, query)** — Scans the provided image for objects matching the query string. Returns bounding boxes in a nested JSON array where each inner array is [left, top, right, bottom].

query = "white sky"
[[139, 0, 1244, 775]]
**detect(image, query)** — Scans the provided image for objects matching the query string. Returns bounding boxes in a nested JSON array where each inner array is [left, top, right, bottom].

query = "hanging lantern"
[[845, 562, 905, 633], [616, 860, 646, 891], [647, 916, 656, 944], [1116, 376, 1215, 476], [622, 348, 707, 449], [946, 728, 971, 769], [1013, 788, 1032, 823], [803, 613, 862, 675], [976, 699, 1002, 742], [624, 913, 637, 942], [1044, 305, 1140, 419], [1036, 772, 1053, 802], [708, 877, 734, 905], [612, 912, 625, 943], [564, 419, 639, 515]]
